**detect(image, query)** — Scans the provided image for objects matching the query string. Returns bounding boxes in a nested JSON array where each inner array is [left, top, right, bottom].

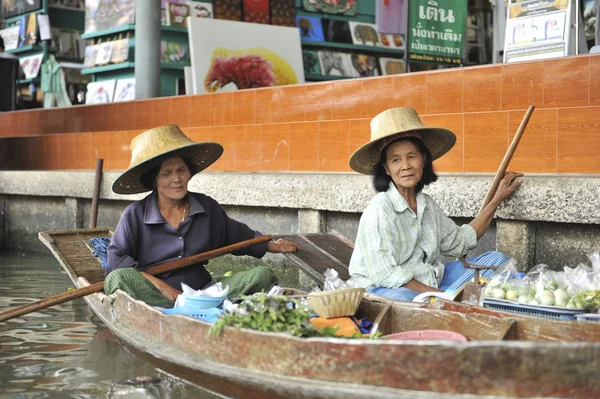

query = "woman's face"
[[383, 140, 425, 191], [155, 156, 191, 202]]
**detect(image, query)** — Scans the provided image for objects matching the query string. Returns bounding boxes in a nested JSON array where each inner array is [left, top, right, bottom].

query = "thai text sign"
[[408, 0, 467, 64], [503, 0, 571, 63]]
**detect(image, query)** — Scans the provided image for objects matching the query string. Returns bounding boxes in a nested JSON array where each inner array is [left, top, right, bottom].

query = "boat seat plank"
[[274, 233, 354, 286]]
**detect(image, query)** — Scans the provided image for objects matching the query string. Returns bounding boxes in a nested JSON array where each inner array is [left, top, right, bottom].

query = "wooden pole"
[[477, 105, 535, 215], [89, 158, 103, 228], [0, 235, 272, 322]]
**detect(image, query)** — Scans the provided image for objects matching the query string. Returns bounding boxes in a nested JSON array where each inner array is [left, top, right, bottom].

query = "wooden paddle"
[[478, 104, 535, 215], [0, 234, 272, 323], [455, 105, 535, 301]]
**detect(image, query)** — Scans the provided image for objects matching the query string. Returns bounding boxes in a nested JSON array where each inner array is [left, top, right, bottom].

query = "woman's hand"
[[267, 239, 300, 253], [492, 171, 524, 205]]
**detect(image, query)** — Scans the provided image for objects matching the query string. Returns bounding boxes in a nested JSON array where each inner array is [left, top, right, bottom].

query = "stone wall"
[[1, 171, 598, 272]]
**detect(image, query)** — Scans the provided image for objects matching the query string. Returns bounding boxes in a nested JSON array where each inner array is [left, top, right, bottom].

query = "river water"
[[0, 251, 221, 399]]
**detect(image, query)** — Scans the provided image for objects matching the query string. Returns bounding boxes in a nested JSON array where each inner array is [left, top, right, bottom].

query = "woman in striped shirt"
[[347, 107, 523, 301]]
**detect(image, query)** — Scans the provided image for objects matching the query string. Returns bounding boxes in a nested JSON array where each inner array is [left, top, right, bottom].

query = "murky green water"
[[0, 251, 221, 399]]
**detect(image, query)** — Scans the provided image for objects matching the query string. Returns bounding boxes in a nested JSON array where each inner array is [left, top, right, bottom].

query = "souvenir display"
[[17, 13, 37, 47], [83, 44, 99, 68], [95, 41, 114, 65], [214, 0, 242, 21], [270, 0, 295, 27], [349, 22, 381, 47], [350, 53, 379, 77], [317, 50, 353, 77], [322, 19, 352, 44], [0, 25, 20, 51], [302, 50, 320, 75], [243, 0, 269, 24], [19, 52, 44, 79], [296, 15, 324, 41], [161, 41, 190, 64], [190, 2, 213, 18], [1, 0, 42, 19], [166, 2, 190, 27], [85, 0, 135, 35], [379, 57, 405, 75], [302, 0, 356, 16], [113, 78, 135, 102], [85, 79, 116, 104], [110, 38, 129, 63]]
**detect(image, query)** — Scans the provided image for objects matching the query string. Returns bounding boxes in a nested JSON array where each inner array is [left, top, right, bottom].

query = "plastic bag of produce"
[[521, 264, 571, 307], [483, 259, 522, 301]]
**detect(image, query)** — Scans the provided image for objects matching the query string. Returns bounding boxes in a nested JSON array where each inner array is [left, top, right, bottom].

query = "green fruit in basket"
[[554, 288, 569, 307], [528, 298, 540, 306], [505, 290, 517, 301], [539, 290, 555, 306], [491, 288, 506, 299], [518, 294, 530, 304]]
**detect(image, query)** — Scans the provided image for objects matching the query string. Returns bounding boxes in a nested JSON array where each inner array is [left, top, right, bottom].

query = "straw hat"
[[349, 107, 456, 175], [112, 125, 223, 194]]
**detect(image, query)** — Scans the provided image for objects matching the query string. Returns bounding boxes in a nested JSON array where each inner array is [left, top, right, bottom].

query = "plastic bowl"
[[182, 294, 226, 309]]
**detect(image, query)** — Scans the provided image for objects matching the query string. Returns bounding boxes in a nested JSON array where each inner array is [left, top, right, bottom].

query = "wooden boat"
[[38, 227, 600, 399]]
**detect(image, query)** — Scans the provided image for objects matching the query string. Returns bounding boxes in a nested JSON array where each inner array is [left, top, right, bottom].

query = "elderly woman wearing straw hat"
[[347, 108, 523, 302], [104, 125, 299, 308]]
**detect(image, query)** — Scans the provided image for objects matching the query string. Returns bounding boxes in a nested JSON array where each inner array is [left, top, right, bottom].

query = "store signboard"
[[503, 0, 572, 63], [407, 0, 467, 65]]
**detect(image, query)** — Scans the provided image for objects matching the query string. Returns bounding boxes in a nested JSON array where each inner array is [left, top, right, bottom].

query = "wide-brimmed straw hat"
[[112, 125, 223, 194], [349, 107, 456, 175]]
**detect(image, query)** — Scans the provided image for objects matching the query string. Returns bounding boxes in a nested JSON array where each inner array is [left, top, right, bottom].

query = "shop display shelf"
[[82, 24, 136, 40], [18, 77, 41, 85], [81, 61, 135, 75], [6, 45, 44, 55], [305, 73, 351, 81]]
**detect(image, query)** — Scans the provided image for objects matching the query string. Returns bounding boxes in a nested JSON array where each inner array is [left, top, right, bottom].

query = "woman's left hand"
[[492, 171, 524, 204], [267, 239, 300, 253]]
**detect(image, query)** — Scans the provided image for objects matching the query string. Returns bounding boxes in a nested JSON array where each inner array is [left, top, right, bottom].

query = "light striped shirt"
[[348, 181, 477, 289]]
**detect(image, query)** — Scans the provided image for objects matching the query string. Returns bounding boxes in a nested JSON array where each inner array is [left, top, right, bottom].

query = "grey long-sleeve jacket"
[[106, 190, 268, 290]]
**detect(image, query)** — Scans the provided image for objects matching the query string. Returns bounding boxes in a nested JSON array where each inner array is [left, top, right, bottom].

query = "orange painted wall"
[[1, 54, 599, 174]]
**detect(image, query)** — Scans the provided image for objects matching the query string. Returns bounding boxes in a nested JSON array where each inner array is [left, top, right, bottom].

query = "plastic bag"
[[323, 268, 351, 291], [483, 259, 523, 301]]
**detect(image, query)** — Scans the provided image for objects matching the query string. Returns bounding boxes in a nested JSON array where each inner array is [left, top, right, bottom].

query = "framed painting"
[[1, 0, 42, 19], [302, 50, 320, 75], [113, 78, 135, 102], [84, 0, 135, 35], [243, 0, 269, 24], [379, 57, 405, 75], [86, 80, 116, 104], [214, 0, 242, 21], [317, 50, 353, 77], [348, 22, 381, 47], [296, 15, 324, 42], [188, 18, 304, 94]]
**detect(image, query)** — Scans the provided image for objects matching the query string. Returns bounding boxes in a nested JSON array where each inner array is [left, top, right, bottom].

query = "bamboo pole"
[[0, 235, 272, 322], [477, 105, 535, 215], [89, 158, 103, 228]]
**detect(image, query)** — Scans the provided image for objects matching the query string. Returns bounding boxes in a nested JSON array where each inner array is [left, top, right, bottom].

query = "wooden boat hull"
[[39, 228, 600, 399]]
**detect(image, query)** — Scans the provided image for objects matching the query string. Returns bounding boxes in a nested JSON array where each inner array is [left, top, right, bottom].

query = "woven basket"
[[306, 288, 365, 319]]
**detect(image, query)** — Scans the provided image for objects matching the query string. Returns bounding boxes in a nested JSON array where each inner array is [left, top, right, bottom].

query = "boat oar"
[[0, 235, 272, 323], [456, 105, 534, 300]]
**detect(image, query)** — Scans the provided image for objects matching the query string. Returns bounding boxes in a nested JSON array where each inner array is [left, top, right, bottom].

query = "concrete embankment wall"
[[1, 171, 599, 276]]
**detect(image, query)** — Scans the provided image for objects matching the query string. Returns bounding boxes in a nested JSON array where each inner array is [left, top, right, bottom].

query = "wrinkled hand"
[[493, 171, 524, 204], [267, 239, 300, 253]]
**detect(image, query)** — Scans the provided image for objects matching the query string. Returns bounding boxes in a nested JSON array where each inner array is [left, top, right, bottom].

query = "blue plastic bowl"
[[182, 294, 226, 309]]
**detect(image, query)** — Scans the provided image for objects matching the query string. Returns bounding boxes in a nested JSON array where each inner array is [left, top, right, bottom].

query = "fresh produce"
[[209, 294, 380, 339]]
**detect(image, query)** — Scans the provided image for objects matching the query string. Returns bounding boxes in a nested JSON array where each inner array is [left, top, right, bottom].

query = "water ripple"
[[0, 251, 219, 398]]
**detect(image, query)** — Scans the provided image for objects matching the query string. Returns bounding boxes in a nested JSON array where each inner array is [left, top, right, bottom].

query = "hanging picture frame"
[[302, 0, 356, 16], [95, 40, 114, 65], [243, 0, 270, 24]]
